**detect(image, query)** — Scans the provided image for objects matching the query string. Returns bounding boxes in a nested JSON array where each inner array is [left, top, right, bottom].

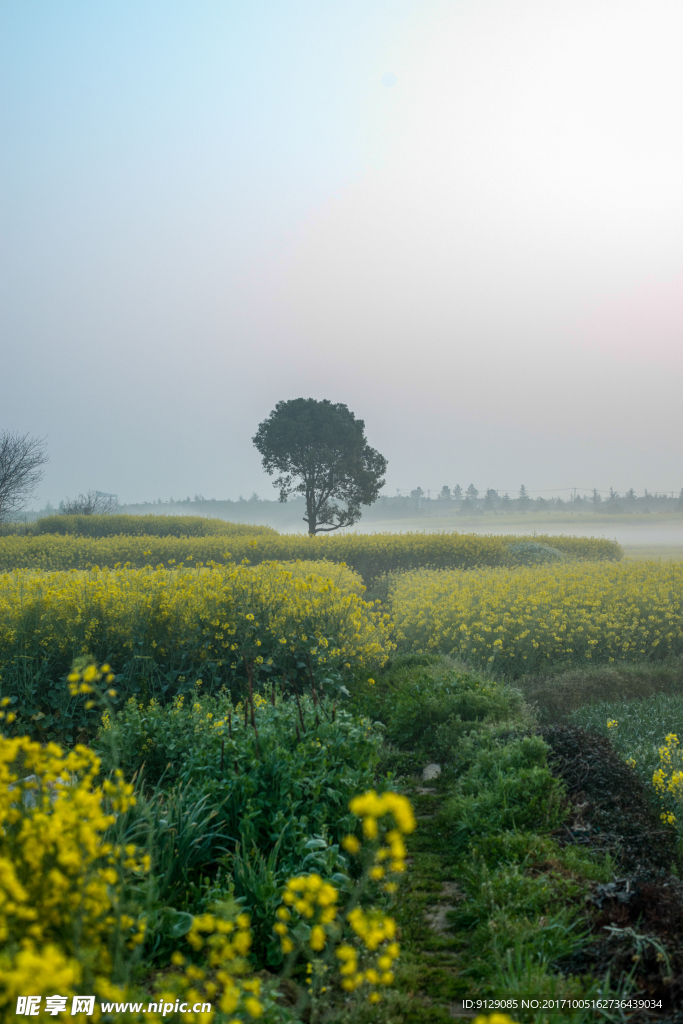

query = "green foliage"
[[95, 688, 383, 967], [352, 656, 527, 764], [441, 736, 567, 852], [98, 689, 382, 874], [109, 783, 231, 915], [229, 833, 350, 968], [34, 513, 275, 537], [253, 398, 387, 534]]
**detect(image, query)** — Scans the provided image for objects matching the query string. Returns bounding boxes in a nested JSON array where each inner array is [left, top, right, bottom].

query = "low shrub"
[[505, 540, 563, 565], [350, 656, 527, 766], [518, 657, 683, 723]]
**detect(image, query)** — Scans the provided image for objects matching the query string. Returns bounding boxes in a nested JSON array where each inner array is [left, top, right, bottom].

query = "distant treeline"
[[118, 486, 683, 523], [15, 486, 683, 531], [397, 484, 683, 515]]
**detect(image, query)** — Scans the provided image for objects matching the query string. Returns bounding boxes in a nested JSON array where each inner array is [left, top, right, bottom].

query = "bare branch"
[[0, 432, 49, 523], [58, 490, 121, 516]]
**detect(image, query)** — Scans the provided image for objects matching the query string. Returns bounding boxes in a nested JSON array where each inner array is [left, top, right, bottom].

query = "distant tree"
[[592, 488, 602, 505], [0, 431, 49, 523], [625, 488, 637, 501], [483, 488, 498, 510], [410, 487, 425, 500], [466, 484, 479, 500], [58, 490, 120, 515], [439, 485, 451, 501], [253, 398, 387, 535], [500, 492, 511, 509], [452, 484, 463, 501]]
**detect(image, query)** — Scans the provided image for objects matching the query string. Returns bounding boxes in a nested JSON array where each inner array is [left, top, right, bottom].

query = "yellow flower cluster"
[[391, 561, 683, 670], [0, 737, 416, 1020], [0, 735, 143, 1015], [653, 733, 683, 825], [343, 791, 414, 895], [348, 790, 416, 840], [0, 528, 619, 576], [275, 874, 340, 954], [164, 912, 264, 1021], [474, 1016, 520, 1024], [272, 791, 416, 1007], [336, 917, 399, 1002], [0, 563, 394, 703]]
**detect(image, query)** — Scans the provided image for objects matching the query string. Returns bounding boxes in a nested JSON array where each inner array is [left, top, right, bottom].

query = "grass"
[[344, 657, 638, 1022]]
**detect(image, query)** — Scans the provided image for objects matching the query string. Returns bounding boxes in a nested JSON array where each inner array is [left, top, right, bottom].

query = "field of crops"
[[390, 560, 683, 675], [0, 524, 621, 580], [4, 516, 683, 1019], [0, 513, 275, 538], [0, 560, 391, 742]]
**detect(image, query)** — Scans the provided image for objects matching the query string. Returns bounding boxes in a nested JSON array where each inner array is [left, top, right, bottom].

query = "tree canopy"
[[252, 398, 387, 534]]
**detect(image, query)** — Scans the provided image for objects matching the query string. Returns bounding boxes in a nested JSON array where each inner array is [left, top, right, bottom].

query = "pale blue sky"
[[2, 1, 682, 505]]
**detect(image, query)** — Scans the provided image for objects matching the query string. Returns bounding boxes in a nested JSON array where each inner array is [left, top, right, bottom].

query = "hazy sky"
[[2, 0, 682, 506]]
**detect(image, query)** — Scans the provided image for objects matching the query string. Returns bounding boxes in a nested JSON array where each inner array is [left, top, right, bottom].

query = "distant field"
[[353, 511, 683, 548], [623, 544, 683, 561]]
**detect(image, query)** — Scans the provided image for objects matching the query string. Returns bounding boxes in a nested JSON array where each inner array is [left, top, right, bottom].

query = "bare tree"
[[0, 432, 49, 523], [58, 491, 121, 516]]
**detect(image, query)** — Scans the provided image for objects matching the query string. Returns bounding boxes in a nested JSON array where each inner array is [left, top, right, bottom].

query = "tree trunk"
[[306, 491, 317, 534]]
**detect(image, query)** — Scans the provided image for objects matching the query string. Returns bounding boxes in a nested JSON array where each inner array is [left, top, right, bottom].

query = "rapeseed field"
[[390, 561, 683, 675], [0, 561, 393, 740], [0, 529, 620, 581]]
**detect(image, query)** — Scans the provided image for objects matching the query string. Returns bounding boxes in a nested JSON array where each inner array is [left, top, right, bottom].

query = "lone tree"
[[0, 431, 49, 523], [253, 398, 387, 534]]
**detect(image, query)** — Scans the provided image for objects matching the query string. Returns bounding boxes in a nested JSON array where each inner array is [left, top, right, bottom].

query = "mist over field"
[[2, 1, 682, 507]]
